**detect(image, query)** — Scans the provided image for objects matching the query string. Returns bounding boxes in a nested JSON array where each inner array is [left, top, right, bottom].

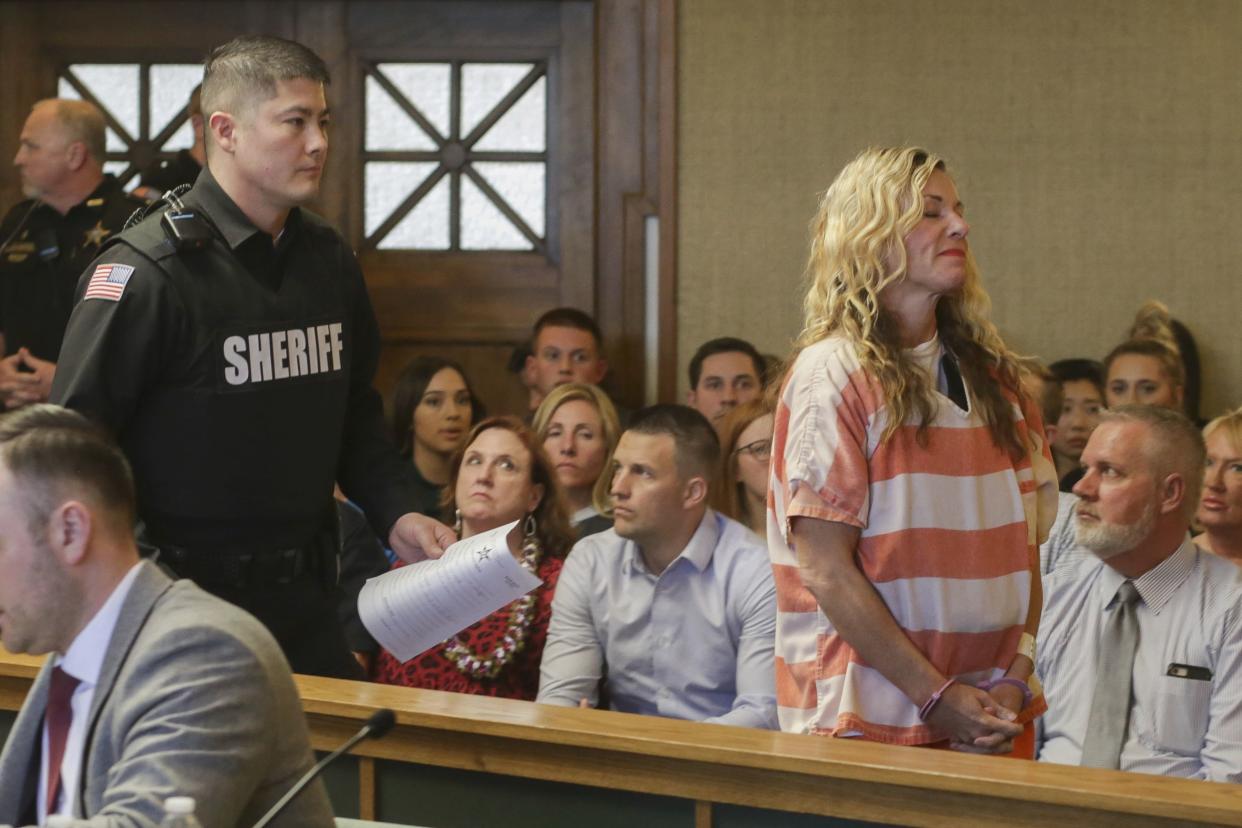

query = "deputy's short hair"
[[0, 405, 136, 537], [1101, 405, 1205, 521], [626, 404, 720, 483], [33, 99, 106, 165], [201, 35, 330, 121]]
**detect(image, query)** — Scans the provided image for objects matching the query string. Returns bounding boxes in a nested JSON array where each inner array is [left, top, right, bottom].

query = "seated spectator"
[[686, 336, 765, 427], [1104, 301, 1185, 412], [1036, 406, 1242, 781], [537, 405, 777, 729], [712, 398, 774, 539], [526, 308, 608, 413], [1020, 361, 1089, 575], [1049, 358, 1106, 492], [1194, 407, 1242, 564], [391, 355, 485, 518], [0, 405, 332, 826], [534, 382, 620, 538], [373, 416, 574, 700]]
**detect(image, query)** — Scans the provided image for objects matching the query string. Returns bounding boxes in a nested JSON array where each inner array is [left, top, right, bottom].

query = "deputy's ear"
[[208, 111, 238, 154], [65, 141, 88, 172]]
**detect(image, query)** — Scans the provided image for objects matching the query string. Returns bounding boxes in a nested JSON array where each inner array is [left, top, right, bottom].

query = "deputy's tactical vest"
[[105, 210, 363, 552]]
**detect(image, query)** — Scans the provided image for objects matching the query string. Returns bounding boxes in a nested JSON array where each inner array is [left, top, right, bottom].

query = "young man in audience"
[[1036, 406, 1242, 781], [525, 308, 609, 413], [685, 336, 765, 428], [537, 404, 777, 729], [0, 405, 332, 826], [1049, 358, 1106, 492]]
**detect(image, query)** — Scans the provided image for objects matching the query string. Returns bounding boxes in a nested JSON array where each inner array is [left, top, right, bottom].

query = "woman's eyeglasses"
[[733, 438, 772, 461]]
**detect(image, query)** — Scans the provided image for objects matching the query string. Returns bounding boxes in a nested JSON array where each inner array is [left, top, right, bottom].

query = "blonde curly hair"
[[796, 146, 1026, 459]]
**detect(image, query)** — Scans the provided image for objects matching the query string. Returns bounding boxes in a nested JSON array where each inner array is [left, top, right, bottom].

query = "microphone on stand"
[[251, 708, 396, 828]]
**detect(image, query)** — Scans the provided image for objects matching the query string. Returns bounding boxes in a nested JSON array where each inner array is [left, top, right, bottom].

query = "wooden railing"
[[2, 651, 1239, 827]]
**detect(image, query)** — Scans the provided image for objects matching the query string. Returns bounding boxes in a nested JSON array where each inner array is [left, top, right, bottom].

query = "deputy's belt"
[[156, 543, 315, 589]]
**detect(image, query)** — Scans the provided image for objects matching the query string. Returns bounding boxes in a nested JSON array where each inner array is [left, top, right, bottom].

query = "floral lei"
[[442, 534, 543, 680]]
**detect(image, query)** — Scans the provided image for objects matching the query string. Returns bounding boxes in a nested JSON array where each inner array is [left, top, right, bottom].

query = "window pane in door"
[[382, 174, 451, 250], [460, 174, 531, 250], [472, 162, 545, 236], [377, 63, 452, 141], [460, 63, 534, 138], [473, 77, 546, 152]]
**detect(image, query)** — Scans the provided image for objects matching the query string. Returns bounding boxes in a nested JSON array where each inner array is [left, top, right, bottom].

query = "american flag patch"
[[83, 264, 135, 302]]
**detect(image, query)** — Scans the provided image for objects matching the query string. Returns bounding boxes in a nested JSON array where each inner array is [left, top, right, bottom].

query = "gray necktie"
[[1080, 580, 1142, 769]]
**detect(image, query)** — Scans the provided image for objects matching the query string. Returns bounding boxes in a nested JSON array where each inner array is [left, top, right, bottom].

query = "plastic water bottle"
[[158, 796, 204, 828]]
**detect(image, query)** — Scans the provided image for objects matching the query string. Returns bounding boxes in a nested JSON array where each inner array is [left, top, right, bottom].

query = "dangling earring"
[[520, 512, 540, 566], [454, 508, 462, 537]]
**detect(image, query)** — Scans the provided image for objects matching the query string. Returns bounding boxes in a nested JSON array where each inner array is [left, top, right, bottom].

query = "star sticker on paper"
[[83, 221, 111, 249]]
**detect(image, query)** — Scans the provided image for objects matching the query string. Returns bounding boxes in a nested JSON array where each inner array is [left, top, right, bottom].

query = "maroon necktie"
[[45, 666, 81, 813]]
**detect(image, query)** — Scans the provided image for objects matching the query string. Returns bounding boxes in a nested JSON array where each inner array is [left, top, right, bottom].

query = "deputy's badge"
[[83, 220, 111, 249], [83, 263, 134, 302]]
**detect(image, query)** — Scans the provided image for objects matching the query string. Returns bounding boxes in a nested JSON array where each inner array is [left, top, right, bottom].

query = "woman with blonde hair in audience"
[[1103, 301, 1185, 413], [533, 382, 620, 538], [770, 147, 1056, 756], [372, 416, 575, 699], [1195, 407, 1242, 564], [713, 398, 774, 539], [390, 355, 486, 517]]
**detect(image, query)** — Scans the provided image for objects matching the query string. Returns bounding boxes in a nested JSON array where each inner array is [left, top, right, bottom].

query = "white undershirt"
[[38, 563, 142, 822]]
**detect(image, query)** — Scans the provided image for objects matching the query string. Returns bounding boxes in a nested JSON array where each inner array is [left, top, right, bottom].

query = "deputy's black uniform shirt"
[[0, 175, 144, 360], [51, 169, 418, 553], [137, 150, 202, 195]]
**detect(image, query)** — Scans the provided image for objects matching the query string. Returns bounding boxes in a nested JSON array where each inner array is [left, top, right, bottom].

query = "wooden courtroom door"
[[337, 1, 595, 416]]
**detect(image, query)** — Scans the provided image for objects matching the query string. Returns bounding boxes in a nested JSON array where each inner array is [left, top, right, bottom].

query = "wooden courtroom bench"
[[2, 650, 1239, 827]]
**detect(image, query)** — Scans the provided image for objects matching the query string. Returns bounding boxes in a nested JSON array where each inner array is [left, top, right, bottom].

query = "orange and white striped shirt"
[[768, 335, 1056, 743]]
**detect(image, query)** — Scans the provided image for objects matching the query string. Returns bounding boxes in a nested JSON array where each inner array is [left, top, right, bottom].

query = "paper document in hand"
[[358, 520, 543, 662]]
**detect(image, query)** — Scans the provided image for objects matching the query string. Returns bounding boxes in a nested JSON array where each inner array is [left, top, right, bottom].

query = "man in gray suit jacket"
[[0, 405, 334, 827]]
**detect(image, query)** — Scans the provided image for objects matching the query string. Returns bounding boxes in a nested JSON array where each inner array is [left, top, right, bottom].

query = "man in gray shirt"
[[537, 404, 777, 728], [1036, 405, 1242, 781]]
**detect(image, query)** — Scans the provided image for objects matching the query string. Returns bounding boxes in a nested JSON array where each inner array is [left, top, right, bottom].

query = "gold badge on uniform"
[[83, 221, 112, 249]]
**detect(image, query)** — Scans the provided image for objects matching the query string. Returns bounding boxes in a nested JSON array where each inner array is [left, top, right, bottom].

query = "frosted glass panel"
[[57, 77, 76, 100], [473, 163, 545, 236], [364, 162, 438, 237], [461, 64, 532, 137], [366, 75, 436, 151], [150, 64, 201, 137], [71, 65, 140, 139], [382, 175, 450, 250], [378, 64, 451, 140], [103, 161, 129, 179], [474, 77, 545, 151], [105, 128, 126, 153], [163, 121, 194, 151], [461, 175, 530, 250]]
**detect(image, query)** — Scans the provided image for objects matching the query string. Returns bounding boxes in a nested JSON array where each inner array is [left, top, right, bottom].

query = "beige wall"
[[678, 0, 1242, 418]]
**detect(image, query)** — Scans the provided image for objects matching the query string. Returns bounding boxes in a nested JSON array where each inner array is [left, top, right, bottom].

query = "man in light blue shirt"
[[537, 404, 777, 728], [1036, 406, 1242, 781]]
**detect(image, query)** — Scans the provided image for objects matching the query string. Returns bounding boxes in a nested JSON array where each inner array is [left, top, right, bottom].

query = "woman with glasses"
[[713, 399, 774, 539]]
